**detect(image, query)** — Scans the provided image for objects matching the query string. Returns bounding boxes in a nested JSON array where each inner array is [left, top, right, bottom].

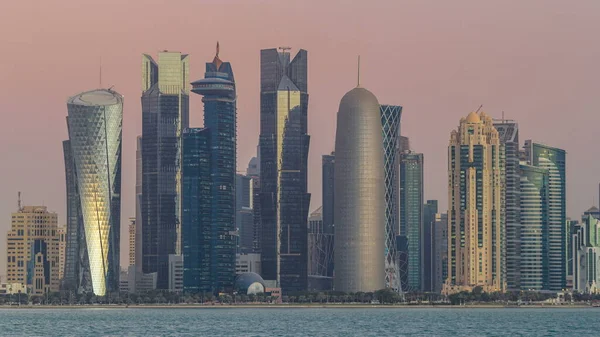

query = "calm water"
[[0, 307, 598, 336]]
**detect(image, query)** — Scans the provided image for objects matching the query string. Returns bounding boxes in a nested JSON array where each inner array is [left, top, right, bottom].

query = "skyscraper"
[[66, 88, 123, 296], [432, 212, 448, 293], [519, 163, 549, 290], [182, 44, 236, 294], [6, 206, 61, 295], [572, 216, 600, 293], [379, 104, 402, 290], [494, 120, 520, 291], [259, 47, 310, 292], [246, 151, 262, 254], [236, 174, 254, 253], [58, 225, 66, 282], [141, 51, 189, 289], [334, 82, 385, 293], [129, 218, 136, 267], [308, 206, 333, 290], [523, 140, 566, 291], [322, 152, 335, 235], [423, 200, 438, 292], [446, 111, 504, 294], [399, 151, 424, 291]]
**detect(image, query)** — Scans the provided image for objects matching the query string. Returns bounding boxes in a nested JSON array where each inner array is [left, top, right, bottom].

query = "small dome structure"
[[465, 111, 481, 123], [234, 272, 266, 295]]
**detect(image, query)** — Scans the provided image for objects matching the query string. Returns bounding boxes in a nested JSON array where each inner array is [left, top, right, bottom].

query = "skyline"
[[1, 0, 600, 272]]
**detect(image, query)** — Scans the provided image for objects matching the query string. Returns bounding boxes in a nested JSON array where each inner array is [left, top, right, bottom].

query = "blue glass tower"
[[183, 43, 237, 294]]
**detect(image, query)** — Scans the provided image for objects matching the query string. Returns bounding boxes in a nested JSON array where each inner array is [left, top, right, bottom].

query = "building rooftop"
[[68, 89, 122, 106], [466, 111, 481, 123]]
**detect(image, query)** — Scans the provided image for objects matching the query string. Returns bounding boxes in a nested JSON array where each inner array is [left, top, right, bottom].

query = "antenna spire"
[[99, 56, 102, 88], [357, 55, 361, 87], [17, 191, 21, 211], [216, 41, 220, 58]]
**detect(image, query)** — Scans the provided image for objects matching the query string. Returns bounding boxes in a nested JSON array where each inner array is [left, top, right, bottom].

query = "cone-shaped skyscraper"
[[334, 73, 385, 292]]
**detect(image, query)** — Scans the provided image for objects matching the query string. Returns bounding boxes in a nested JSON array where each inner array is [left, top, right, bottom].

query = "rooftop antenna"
[[216, 41, 220, 58], [357, 55, 361, 87], [99, 56, 102, 88], [17, 191, 21, 211], [475, 104, 483, 113]]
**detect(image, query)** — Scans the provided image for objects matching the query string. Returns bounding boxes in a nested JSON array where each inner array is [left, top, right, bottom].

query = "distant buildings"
[[446, 111, 504, 294], [322, 153, 335, 236], [236, 253, 262, 275], [572, 216, 600, 293], [141, 51, 190, 289], [334, 82, 385, 293], [380, 104, 402, 290], [182, 44, 236, 294], [308, 207, 334, 291], [423, 200, 438, 292], [399, 151, 424, 291], [523, 140, 566, 291], [57, 225, 66, 282], [128, 218, 136, 267], [6, 206, 60, 295], [259, 47, 310, 292], [236, 174, 254, 254], [432, 213, 448, 293], [65, 88, 123, 296]]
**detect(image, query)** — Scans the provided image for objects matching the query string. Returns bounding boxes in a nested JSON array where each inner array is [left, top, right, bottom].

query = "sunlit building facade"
[[66, 88, 123, 296], [6, 206, 60, 295], [446, 111, 505, 294], [141, 51, 190, 289], [259, 47, 310, 292], [572, 216, 600, 293]]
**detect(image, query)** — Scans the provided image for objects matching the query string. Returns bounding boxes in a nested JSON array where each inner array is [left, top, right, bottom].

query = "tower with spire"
[[182, 43, 237, 294]]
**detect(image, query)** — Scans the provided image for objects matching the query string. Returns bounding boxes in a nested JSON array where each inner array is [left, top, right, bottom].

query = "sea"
[[0, 307, 598, 336]]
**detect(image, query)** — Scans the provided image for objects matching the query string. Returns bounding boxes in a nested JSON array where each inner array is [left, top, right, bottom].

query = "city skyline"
[[1, 0, 600, 273]]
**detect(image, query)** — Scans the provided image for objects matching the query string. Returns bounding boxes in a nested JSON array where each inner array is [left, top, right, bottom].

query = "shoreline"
[[0, 303, 594, 309]]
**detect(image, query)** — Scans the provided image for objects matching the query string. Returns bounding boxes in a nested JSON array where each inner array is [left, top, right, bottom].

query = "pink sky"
[[1, 0, 599, 271]]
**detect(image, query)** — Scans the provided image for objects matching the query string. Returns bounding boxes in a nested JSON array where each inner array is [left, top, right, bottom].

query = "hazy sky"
[[1, 0, 599, 271]]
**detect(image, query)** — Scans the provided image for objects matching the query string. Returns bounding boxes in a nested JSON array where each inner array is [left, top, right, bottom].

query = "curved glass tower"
[[334, 86, 385, 293], [66, 89, 122, 296]]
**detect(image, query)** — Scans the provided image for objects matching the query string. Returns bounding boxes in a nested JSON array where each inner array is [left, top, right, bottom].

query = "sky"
[[1, 0, 599, 272]]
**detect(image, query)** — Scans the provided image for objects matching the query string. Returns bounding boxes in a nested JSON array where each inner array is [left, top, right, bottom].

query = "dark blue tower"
[[183, 43, 237, 293]]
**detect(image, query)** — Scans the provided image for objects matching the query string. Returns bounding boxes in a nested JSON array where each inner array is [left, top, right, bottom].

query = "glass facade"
[[322, 153, 335, 235], [423, 200, 438, 292], [141, 52, 189, 289], [399, 152, 423, 291], [66, 89, 122, 296], [182, 48, 237, 294], [523, 140, 566, 291], [236, 174, 254, 254], [259, 48, 310, 292], [379, 104, 402, 290], [494, 121, 520, 291], [519, 164, 549, 290]]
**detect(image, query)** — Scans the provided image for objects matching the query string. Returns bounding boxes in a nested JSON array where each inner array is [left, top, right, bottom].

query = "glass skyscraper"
[[494, 121, 520, 291], [65, 88, 123, 296], [423, 200, 438, 292], [379, 104, 402, 290], [519, 163, 549, 290], [523, 140, 566, 291], [399, 151, 424, 291], [322, 152, 335, 235], [141, 51, 189, 289], [182, 45, 237, 294], [259, 47, 310, 292]]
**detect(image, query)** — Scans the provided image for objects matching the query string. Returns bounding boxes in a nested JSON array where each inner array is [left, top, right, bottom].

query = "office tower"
[[519, 164, 549, 290], [66, 88, 122, 296], [62, 139, 87, 291], [58, 226, 66, 281], [494, 120, 520, 291], [322, 153, 335, 235], [432, 213, 448, 293], [566, 218, 579, 289], [446, 111, 504, 293], [523, 140, 566, 291], [399, 151, 424, 291], [308, 207, 334, 291], [334, 81, 385, 293], [259, 47, 310, 292], [135, 136, 142, 271], [399, 136, 410, 153], [380, 104, 402, 290], [168, 254, 184, 293], [246, 151, 262, 253], [182, 45, 236, 294], [236, 174, 254, 253], [141, 51, 190, 289], [583, 206, 600, 221], [6, 206, 60, 295], [423, 200, 438, 292], [572, 216, 600, 293], [129, 218, 136, 267]]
